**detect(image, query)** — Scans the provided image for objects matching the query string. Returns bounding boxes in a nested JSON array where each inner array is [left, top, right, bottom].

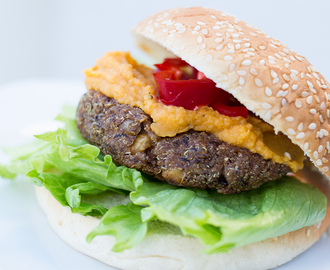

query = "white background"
[[0, 1, 330, 270], [0, 0, 329, 85]]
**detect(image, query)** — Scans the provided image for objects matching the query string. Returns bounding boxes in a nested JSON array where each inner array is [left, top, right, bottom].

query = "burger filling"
[[77, 90, 290, 194], [84, 51, 304, 173]]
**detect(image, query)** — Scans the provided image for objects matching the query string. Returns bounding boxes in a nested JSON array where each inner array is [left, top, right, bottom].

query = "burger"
[[2, 7, 330, 270]]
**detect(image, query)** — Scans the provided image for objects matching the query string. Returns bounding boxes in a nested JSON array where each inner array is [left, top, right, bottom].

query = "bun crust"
[[35, 180, 330, 270], [133, 7, 330, 178]]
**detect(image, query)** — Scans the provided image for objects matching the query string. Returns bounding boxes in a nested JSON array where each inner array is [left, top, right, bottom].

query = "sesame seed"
[[314, 151, 319, 159], [178, 28, 186, 34], [295, 100, 302, 108], [259, 46, 266, 50], [224, 55, 233, 61], [282, 99, 287, 107], [296, 132, 305, 139], [227, 49, 235, 54], [284, 152, 291, 160], [255, 78, 263, 87], [285, 116, 294, 122], [216, 44, 224, 51], [322, 167, 329, 172], [321, 102, 326, 110], [215, 38, 223, 43], [285, 63, 290, 68], [250, 68, 258, 76], [246, 104, 254, 110], [304, 142, 309, 151], [275, 53, 282, 59], [259, 60, 265, 66], [265, 87, 272, 96], [264, 111, 271, 121], [318, 145, 324, 153], [321, 129, 329, 136], [197, 36, 203, 44], [292, 84, 298, 90], [271, 70, 278, 78], [197, 21, 206, 25], [313, 73, 320, 79], [202, 29, 208, 35], [194, 25, 201, 31], [306, 96, 313, 104], [242, 59, 252, 66], [290, 56, 296, 62], [282, 84, 289, 90], [273, 78, 280, 84], [262, 102, 272, 109], [310, 88, 317, 94], [235, 44, 242, 50], [205, 54, 213, 62], [268, 56, 276, 61], [317, 159, 323, 166], [244, 43, 251, 47], [301, 92, 309, 98], [307, 80, 314, 88], [298, 122, 303, 131], [310, 109, 317, 114], [162, 28, 168, 33], [283, 58, 291, 63], [239, 77, 245, 85], [212, 25, 221, 30], [236, 70, 246, 76], [200, 44, 206, 50], [167, 34, 174, 39], [283, 74, 290, 81], [276, 90, 284, 98], [315, 96, 320, 103], [283, 48, 290, 54], [288, 128, 296, 135], [229, 63, 236, 72]]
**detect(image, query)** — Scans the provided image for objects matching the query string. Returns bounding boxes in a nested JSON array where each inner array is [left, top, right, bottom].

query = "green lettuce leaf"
[[0, 115, 327, 254], [130, 177, 326, 253], [87, 203, 147, 252]]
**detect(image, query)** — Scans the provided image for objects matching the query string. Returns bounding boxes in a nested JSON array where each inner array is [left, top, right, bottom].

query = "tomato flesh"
[[153, 58, 248, 118]]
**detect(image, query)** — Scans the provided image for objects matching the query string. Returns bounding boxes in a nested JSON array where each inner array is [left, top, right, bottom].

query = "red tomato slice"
[[153, 58, 248, 118]]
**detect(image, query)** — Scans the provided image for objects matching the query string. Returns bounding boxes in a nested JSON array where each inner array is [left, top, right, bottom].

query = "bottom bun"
[[35, 171, 330, 270]]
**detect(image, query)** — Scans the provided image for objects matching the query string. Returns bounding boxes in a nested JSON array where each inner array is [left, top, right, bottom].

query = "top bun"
[[133, 7, 330, 178]]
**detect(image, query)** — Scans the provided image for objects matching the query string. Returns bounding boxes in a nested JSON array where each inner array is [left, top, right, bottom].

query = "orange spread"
[[84, 51, 304, 171]]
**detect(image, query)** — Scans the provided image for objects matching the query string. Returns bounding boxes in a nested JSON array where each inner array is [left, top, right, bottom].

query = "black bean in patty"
[[76, 90, 290, 194]]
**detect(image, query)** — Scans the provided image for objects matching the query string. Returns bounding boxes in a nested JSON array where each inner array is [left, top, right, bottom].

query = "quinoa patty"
[[76, 90, 291, 194]]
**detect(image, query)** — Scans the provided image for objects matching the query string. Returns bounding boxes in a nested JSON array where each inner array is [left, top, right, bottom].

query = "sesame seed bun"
[[35, 167, 330, 270], [133, 7, 330, 179]]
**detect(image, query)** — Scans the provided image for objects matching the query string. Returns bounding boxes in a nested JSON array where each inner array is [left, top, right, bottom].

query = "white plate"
[[0, 80, 329, 270]]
